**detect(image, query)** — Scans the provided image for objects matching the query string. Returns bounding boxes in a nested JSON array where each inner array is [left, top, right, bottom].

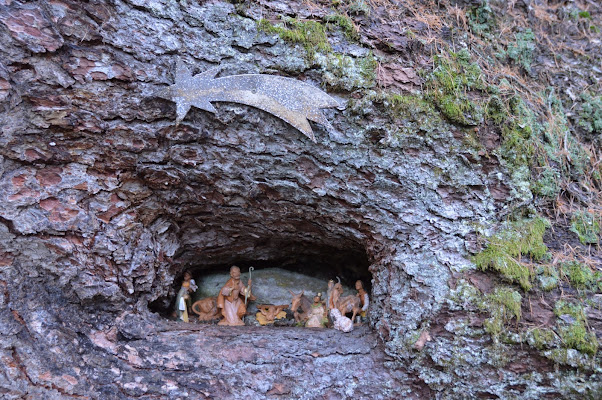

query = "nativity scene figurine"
[[355, 280, 370, 323], [175, 279, 193, 323], [256, 304, 288, 325], [217, 265, 255, 326], [305, 293, 327, 328], [191, 296, 220, 321]]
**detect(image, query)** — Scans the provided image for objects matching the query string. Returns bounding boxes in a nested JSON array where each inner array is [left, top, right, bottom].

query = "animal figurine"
[[191, 296, 220, 321], [330, 308, 353, 332], [256, 304, 288, 325], [330, 277, 361, 322], [289, 290, 312, 323]]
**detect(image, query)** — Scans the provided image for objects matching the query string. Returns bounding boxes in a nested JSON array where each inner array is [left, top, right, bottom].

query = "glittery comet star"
[[157, 60, 341, 142]]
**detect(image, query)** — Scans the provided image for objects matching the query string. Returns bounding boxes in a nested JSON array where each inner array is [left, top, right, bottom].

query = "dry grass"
[[448, 4, 467, 31], [531, 2, 560, 25]]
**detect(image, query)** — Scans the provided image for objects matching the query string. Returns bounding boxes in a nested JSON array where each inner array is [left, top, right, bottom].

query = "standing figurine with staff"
[[217, 265, 255, 326]]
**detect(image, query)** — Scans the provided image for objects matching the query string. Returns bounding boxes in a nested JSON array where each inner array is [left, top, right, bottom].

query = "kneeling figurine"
[[305, 293, 327, 328]]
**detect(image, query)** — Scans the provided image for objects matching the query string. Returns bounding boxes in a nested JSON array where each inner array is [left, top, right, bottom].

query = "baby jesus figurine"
[[256, 304, 288, 325], [217, 266, 255, 326]]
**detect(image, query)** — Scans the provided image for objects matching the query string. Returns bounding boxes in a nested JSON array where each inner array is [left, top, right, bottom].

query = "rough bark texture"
[[1, 0, 600, 399]]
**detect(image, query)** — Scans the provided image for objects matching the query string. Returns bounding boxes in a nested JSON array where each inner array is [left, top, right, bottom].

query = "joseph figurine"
[[217, 266, 255, 326]]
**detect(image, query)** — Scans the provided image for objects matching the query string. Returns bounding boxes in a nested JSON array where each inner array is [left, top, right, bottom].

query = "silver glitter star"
[[157, 60, 341, 142]]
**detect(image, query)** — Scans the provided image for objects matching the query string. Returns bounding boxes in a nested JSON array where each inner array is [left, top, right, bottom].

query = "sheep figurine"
[[330, 308, 353, 333]]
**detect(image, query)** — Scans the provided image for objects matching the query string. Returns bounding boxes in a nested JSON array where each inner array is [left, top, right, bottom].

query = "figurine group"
[[175, 267, 369, 333], [290, 278, 369, 332], [188, 265, 254, 326]]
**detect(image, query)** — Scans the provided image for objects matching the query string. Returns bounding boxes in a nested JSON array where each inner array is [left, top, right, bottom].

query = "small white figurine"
[[330, 308, 353, 333]]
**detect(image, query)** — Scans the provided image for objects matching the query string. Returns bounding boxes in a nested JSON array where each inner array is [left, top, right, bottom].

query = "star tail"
[[191, 98, 218, 114], [307, 109, 334, 133], [281, 113, 315, 142], [312, 93, 341, 110]]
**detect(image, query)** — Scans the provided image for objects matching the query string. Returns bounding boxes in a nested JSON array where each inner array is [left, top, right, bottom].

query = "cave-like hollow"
[[149, 225, 373, 318]]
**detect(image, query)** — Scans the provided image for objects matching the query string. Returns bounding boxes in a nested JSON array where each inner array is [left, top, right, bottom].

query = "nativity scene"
[[173, 265, 369, 332]]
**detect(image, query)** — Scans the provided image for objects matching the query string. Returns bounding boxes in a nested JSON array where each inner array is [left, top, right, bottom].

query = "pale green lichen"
[[446, 279, 482, 311], [577, 92, 602, 135], [315, 51, 376, 91], [536, 265, 559, 291], [526, 327, 556, 350], [468, 1, 496, 36], [498, 29, 536, 71]]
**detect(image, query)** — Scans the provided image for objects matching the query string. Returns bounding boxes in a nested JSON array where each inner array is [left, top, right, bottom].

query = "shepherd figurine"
[[217, 266, 255, 326]]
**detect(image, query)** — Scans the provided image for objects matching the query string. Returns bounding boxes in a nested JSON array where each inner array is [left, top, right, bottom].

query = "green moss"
[[324, 13, 358, 40], [358, 51, 377, 82], [570, 210, 600, 245], [559, 322, 599, 356], [257, 17, 331, 60], [474, 217, 549, 290], [482, 287, 522, 341], [498, 96, 538, 172], [560, 261, 597, 289], [485, 95, 507, 124], [578, 11, 592, 19], [438, 95, 483, 126], [385, 93, 436, 118], [425, 49, 486, 126], [541, 91, 590, 178], [554, 300, 586, 321], [553, 300, 599, 356]]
